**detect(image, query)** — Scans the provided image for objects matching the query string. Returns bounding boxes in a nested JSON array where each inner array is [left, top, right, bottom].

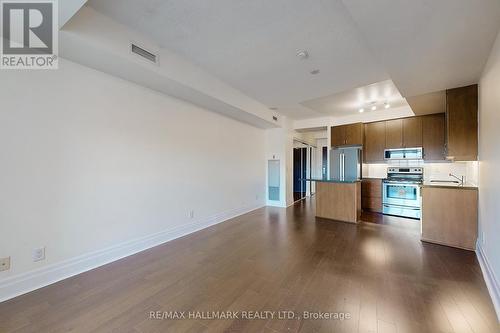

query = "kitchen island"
[[304, 178, 361, 223]]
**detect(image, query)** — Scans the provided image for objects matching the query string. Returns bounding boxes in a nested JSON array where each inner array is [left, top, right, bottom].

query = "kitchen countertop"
[[302, 178, 360, 184], [421, 181, 478, 190]]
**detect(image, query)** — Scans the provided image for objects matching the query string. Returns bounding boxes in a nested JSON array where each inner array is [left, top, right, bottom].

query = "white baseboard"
[[476, 243, 500, 321], [0, 203, 264, 303], [266, 200, 286, 208]]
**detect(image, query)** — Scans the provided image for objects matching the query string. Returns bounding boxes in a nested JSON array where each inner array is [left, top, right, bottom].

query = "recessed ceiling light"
[[296, 50, 309, 60], [384, 103, 390, 109], [371, 105, 377, 111], [359, 108, 364, 113], [310, 69, 320, 75]]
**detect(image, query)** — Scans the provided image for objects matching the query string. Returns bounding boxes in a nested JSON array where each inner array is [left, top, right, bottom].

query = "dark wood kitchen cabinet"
[[331, 125, 345, 147], [403, 117, 423, 147], [364, 121, 386, 162], [422, 113, 446, 161], [361, 178, 382, 213], [331, 123, 363, 147], [345, 123, 364, 145], [446, 85, 478, 161], [385, 119, 403, 149]]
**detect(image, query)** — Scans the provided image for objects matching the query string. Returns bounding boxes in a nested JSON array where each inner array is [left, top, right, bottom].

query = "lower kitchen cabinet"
[[421, 186, 478, 250], [361, 178, 382, 213]]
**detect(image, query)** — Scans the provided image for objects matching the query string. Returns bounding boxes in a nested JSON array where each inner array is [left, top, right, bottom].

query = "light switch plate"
[[0, 257, 10, 271]]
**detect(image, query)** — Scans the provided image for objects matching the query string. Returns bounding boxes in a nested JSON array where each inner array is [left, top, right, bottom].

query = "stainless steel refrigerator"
[[329, 146, 362, 180]]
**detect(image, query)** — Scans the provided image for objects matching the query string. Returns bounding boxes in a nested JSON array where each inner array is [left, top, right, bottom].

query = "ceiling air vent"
[[131, 43, 158, 64]]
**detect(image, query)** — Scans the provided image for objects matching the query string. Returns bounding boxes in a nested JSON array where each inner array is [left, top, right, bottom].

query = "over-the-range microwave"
[[384, 147, 423, 160]]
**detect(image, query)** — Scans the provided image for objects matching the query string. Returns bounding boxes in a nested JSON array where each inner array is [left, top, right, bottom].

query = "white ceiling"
[[342, 0, 500, 97], [301, 80, 409, 117], [86, 0, 500, 120]]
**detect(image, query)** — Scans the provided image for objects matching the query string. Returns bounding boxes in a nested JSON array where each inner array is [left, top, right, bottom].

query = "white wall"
[[61, 6, 279, 129], [0, 59, 266, 295], [265, 118, 311, 207], [478, 29, 500, 316], [265, 127, 287, 207]]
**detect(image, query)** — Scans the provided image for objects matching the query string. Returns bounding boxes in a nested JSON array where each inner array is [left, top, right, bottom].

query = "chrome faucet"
[[449, 173, 465, 186]]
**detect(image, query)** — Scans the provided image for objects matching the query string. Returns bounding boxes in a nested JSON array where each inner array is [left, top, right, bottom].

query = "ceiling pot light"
[[358, 108, 364, 113], [310, 69, 320, 75], [384, 102, 390, 109], [371, 105, 377, 111]]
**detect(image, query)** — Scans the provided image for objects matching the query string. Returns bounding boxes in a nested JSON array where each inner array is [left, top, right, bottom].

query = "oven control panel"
[[387, 167, 423, 174]]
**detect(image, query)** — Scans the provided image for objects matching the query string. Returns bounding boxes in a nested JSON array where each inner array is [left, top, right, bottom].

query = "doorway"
[[293, 146, 307, 201], [293, 139, 318, 201]]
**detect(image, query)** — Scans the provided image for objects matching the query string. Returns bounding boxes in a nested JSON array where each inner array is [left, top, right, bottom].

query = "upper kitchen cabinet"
[[364, 121, 386, 162], [331, 125, 345, 147], [331, 123, 363, 147], [386, 117, 422, 149], [446, 85, 478, 161], [422, 113, 446, 161], [345, 123, 364, 145], [403, 117, 423, 148], [385, 119, 403, 149]]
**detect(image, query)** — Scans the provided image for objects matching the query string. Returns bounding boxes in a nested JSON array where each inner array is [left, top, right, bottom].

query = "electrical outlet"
[[0, 257, 10, 271], [32, 247, 45, 262], [189, 210, 194, 219]]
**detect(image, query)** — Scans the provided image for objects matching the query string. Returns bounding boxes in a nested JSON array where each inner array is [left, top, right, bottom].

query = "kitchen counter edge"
[[421, 183, 478, 190], [302, 178, 361, 184]]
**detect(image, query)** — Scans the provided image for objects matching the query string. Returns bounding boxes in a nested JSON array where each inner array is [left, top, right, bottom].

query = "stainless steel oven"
[[382, 167, 423, 219]]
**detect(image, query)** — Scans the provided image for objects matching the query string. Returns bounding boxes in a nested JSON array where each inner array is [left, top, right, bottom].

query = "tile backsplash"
[[363, 161, 479, 185]]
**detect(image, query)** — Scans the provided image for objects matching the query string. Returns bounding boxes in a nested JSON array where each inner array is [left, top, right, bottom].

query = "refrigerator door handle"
[[341, 152, 345, 180], [343, 153, 346, 180], [340, 153, 343, 180]]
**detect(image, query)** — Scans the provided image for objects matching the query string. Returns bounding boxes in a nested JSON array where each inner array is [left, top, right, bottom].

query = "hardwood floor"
[[293, 192, 306, 202], [360, 211, 421, 228], [1, 198, 498, 332]]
